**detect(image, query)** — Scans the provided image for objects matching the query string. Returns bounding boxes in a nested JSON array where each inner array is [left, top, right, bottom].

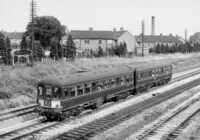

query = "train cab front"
[[36, 85, 63, 120]]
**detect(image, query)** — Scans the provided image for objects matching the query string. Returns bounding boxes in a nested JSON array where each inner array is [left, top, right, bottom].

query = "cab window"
[[52, 87, 63, 99], [38, 86, 44, 97], [46, 87, 52, 98]]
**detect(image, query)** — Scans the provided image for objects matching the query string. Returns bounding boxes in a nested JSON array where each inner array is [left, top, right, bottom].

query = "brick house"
[[136, 34, 183, 49], [1, 31, 23, 49], [62, 28, 138, 55]]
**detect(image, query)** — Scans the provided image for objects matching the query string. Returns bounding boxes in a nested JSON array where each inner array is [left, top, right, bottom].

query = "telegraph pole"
[[142, 20, 145, 57], [30, 0, 37, 67]]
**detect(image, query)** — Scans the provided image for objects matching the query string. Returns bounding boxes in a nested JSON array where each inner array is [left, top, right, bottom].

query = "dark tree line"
[[0, 32, 12, 65], [149, 42, 200, 54], [81, 41, 127, 58]]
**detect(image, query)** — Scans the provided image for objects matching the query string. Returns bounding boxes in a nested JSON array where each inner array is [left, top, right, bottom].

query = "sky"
[[0, 0, 200, 38]]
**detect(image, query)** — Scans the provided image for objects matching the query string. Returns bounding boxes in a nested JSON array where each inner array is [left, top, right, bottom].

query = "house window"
[[107, 40, 112, 44], [85, 40, 90, 44], [98, 40, 102, 44]]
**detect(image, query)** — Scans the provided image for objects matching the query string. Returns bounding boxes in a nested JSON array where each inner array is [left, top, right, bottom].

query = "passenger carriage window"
[[70, 87, 76, 97], [116, 77, 121, 85], [102, 80, 106, 89], [97, 81, 103, 91], [111, 79, 116, 87], [121, 77, 125, 84], [64, 88, 68, 98], [104, 80, 110, 88], [129, 75, 133, 82], [92, 82, 97, 92], [77, 85, 84, 96], [84, 83, 91, 94], [125, 76, 130, 83], [138, 73, 141, 79]]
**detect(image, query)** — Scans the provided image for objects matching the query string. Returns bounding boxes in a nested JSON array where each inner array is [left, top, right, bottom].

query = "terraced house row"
[[1, 28, 184, 56]]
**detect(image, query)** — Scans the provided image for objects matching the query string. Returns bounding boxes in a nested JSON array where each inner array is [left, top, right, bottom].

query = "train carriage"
[[36, 63, 172, 121], [135, 63, 172, 93], [36, 67, 136, 120]]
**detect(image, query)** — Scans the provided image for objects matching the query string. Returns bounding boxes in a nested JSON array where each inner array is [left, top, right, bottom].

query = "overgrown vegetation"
[[0, 53, 200, 110]]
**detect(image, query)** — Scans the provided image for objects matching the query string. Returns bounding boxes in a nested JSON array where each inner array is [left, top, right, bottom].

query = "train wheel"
[[46, 115, 51, 121], [57, 115, 61, 121], [76, 107, 83, 115], [70, 109, 76, 116]]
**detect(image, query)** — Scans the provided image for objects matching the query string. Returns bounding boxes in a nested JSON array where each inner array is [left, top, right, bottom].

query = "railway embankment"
[[1, 53, 200, 111]]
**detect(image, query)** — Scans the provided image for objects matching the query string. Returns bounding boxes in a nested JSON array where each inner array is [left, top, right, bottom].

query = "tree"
[[33, 41, 44, 61], [20, 35, 28, 50], [97, 46, 104, 57], [5, 37, 12, 64], [155, 43, 160, 54], [0, 32, 12, 65], [25, 16, 66, 49], [113, 44, 121, 57], [50, 40, 58, 60], [64, 34, 76, 60], [123, 41, 127, 56]]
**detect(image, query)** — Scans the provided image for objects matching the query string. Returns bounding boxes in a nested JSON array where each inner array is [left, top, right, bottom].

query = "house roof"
[[136, 35, 182, 43], [3, 32, 23, 40], [69, 30, 125, 40]]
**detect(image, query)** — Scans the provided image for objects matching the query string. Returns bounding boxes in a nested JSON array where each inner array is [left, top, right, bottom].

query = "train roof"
[[38, 67, 134, 87], [38, 62, 172, 87], [136, 62, 172, 71]]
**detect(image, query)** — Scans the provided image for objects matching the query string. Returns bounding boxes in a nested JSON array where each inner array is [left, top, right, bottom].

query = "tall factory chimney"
[[151, 16, 155, 35], [185, 29, 187, 41]]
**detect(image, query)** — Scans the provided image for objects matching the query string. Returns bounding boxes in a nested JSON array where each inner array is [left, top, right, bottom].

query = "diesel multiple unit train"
[[36, 63, 172, 120]]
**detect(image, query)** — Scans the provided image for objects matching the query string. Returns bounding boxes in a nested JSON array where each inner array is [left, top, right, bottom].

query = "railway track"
[[50, 78, 200, 140], [1, 64, 200, 139], [0, 104, 36, 122], [132, 93, 200, 140], [0, 64, 199, 123]]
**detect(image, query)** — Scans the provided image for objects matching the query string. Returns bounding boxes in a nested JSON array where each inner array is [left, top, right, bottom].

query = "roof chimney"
[[120, 27, 124, 32], [113, 28, 116, 32], [89, 27, 93, 31], [151, 16, 155, 35]]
